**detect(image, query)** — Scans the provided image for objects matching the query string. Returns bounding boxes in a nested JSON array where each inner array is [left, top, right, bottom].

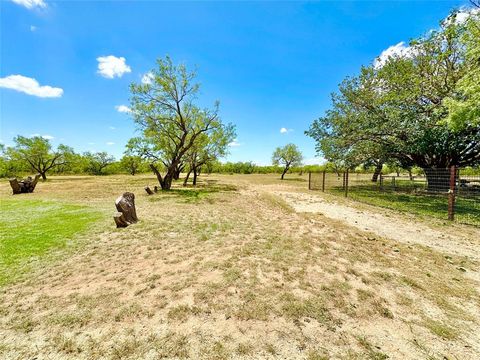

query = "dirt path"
[[272, 189, 480, 263]]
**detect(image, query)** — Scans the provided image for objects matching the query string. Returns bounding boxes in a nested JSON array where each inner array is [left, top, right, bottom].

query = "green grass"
[[328, 184, 480, 226], [0, 198, 101, 286]]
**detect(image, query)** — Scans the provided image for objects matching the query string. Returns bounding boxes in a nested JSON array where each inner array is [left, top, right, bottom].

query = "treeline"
[[0, 137, 152, 179]]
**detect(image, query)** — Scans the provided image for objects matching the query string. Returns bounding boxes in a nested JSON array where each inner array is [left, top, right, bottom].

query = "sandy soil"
[[272, 189, 480, 263]]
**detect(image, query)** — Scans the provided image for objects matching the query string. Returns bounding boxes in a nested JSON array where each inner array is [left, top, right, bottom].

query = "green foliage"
[[0, 199, 100, 286], [82, 151, 115, 175], [445, 13, 480, 130]]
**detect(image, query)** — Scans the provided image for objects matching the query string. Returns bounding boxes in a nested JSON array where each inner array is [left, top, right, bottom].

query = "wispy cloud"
[[141, 72, 154, 85], [30, 25, 37, 32], [97, 55, 131, 79], [115, 105, 131, 113], [109, 126, 116, 130], [228, 139, 242, 147], [11, 0, 46, 9], [0, 75, 63, 98], [106, 142, 115, 146]]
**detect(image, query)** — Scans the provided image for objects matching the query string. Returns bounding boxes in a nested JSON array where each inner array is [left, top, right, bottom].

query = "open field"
[[1, 174, 479, 359]]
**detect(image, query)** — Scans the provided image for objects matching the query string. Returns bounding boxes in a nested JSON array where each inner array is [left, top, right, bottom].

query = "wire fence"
[[308, 167, 480, 226]]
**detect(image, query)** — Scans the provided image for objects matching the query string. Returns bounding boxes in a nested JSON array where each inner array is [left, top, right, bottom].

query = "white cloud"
[[11, 0, 46, 9], [30, 25, 37, 32], [280, 127, 293, 134], [374, 42, 416, 69], [115, 105, 131, 113], [445, 7, 480, 25], [106, 142, 115, 146], [88, 142, 95, 145], [0, 75, 63, 98], [97, 55, 131, 79], [109, 126, 116, 130], [141, 72, 154, 85], [228, 139, 242, 147], [30, 134, 54, 140]]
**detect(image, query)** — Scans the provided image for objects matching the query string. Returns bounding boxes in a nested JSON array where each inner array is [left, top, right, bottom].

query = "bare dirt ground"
[[271, 189, 480, 263], [1, 174, 479, 359]]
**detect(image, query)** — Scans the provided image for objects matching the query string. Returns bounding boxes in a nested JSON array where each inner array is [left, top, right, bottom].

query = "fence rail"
[[308, 167, 480, 226]]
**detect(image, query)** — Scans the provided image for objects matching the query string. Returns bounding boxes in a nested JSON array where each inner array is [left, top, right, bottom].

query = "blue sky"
[[0, 0, 469, 165]]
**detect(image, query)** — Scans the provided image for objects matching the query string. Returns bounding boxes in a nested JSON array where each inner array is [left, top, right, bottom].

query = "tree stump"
[[113, 192, 138, 228], [9, 174, 41, 194], [145, 186, 154, 195]]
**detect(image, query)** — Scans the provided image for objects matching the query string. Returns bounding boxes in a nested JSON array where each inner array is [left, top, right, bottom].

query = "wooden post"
[[308, 172, 311, 190], [322, 170, 326, 192], [345, 169, 349, 197], [145, 186, 154, 195], [448, 165, 456, 221]]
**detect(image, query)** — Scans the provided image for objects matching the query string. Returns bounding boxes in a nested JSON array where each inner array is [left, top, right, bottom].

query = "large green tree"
[[306, 11, 480, 189], [128, 56, 233, 190], [272, 143, 303, 180], [8, 136, 73, 180]]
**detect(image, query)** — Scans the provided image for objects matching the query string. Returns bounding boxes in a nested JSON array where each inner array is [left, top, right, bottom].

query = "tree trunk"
[[183, 170, 192, 186], [281, 167, 288, 180], [408, 169, 413, 181], [40, 172, 47, 181], [424, 168, 453, 192], [193, 167, 199, 186], [162, 172, 174, 190], [371, 162, 383, 182], [150, 163, 165, 188], [114, 192, 138, 228]]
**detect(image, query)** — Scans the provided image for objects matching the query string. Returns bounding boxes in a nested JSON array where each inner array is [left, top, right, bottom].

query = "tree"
[[128, 56, 233, 190], [120, 154, 144, 175], [272, 144, 303, 180], [306, 14, 480, 190], [183, 124, 235, 186], [83, 151, 115, 175], [8, 136, 73, 180]]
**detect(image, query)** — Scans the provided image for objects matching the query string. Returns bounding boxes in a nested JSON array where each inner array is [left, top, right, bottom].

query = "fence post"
[[308, 172, 311, 190], [322, 170, 326, 192], [448, 165, 456, 221], [345, 169, 349, 198]]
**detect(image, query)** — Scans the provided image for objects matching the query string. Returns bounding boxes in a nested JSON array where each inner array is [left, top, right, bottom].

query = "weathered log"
[[145, 186, 154, 195], [9, 174, 41, 194], [114, 192, 138, 228]]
